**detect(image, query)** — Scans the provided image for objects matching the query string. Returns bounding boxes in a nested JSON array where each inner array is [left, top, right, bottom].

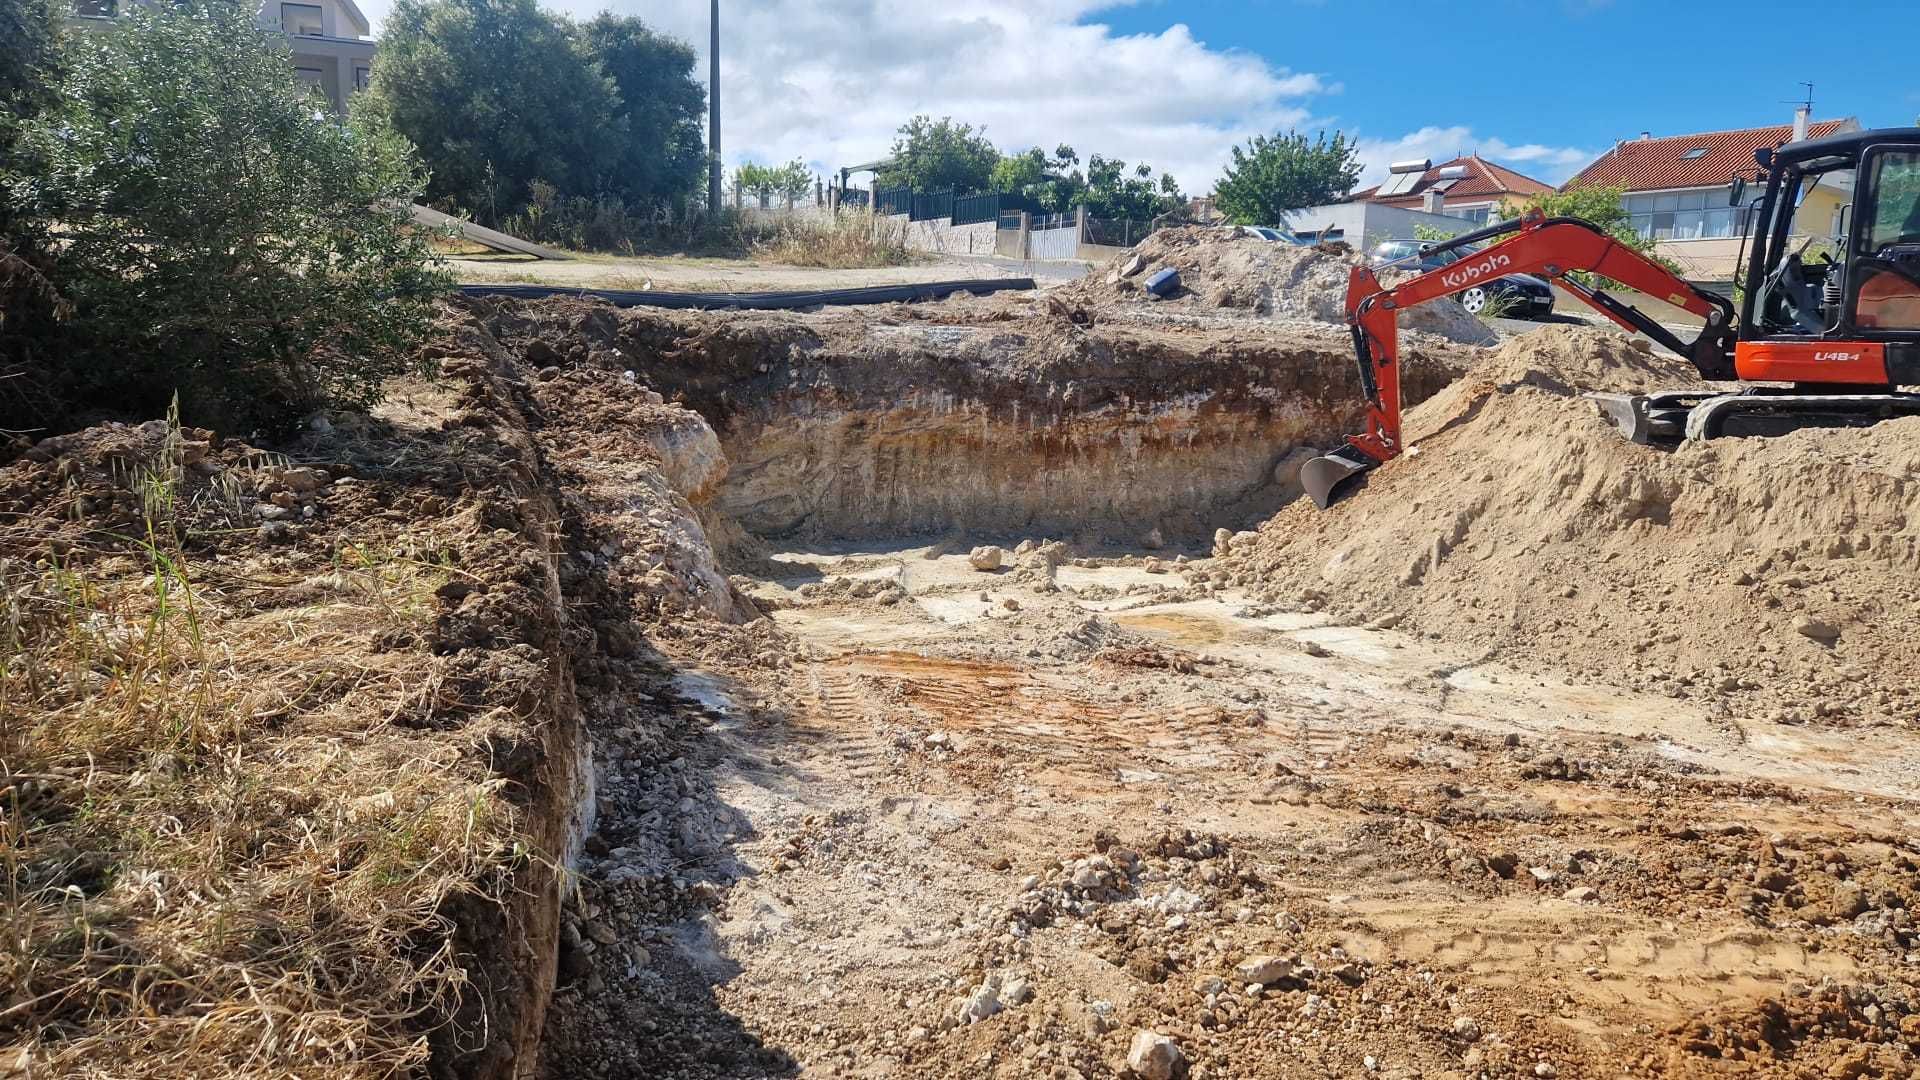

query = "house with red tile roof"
[[1348, 155, 1556, 226], [1564, 111, 1862, 282]]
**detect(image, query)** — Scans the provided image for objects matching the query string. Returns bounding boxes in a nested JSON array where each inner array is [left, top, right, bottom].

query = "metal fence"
[[1083, 217, 1157, 248], [910, 189, 955, 222], [875, 185, 912, 216], [952, 192, 1043, 227]]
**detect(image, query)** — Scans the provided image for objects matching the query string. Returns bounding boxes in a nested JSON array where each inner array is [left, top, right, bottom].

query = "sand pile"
[[1067, 225, 1497, 346], [1226, 325, 1920, 727]]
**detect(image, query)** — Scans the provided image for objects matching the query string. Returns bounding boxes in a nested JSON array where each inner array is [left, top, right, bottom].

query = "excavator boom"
[[1301, 212, 1739, 509]]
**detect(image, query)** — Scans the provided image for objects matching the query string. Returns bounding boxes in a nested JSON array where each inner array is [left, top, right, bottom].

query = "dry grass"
[[750, 213, 917, 270], [0, 415, 527, 1077]]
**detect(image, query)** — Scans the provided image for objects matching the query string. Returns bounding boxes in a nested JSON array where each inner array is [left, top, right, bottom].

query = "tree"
[[1079, 154, 1183, 220], [0, 0, 61, 141], [7, 2, 449, 433], [1213, 130, 1362, 227], [877, 116, 999, 193], [581, 13, 706, 213], [1495, 183, 1675, 285], [357, 0, 624, 223], [991, 145, 1084, 212], [1496, 183, 1647, 250]]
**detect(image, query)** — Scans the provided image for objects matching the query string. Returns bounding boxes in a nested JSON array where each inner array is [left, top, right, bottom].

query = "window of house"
[[72, 0, 115, 16], [1442, 206, 1491, 225], [294, 66, 325, 89], [353, 67, 370, 91], [1630, 187, 1747, 240], [282, 3, 323, 35], [1680, 147, 1709, 160]]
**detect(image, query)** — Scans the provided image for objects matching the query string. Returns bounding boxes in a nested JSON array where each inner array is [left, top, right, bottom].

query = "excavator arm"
[[1301, 211, 1739, 508]]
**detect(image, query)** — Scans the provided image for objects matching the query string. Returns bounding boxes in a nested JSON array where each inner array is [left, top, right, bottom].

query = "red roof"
[[1351, 155, 1555, 208], [1566, 119, 1857, 192]]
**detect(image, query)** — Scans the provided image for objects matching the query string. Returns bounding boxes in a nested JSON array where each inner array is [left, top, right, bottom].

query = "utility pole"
[[707, 0, 721, 214]]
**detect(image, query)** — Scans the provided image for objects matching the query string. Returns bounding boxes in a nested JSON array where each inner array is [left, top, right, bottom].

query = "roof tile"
[[1567, 119, 1855, 191], [1353, 155, 1555, 207]]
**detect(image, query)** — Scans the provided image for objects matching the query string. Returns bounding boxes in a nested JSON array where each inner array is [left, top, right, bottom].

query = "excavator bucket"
[[1301, 444, 1380, 509], [1586, 392, 1655, 444]]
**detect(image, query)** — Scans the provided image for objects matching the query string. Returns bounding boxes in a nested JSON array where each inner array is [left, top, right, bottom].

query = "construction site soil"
[[7, 262, 1918, 1080]]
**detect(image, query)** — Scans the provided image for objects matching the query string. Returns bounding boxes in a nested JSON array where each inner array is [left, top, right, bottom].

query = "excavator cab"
[[1301, 127, 1920, 510], [1638, 130, 1920, 441]]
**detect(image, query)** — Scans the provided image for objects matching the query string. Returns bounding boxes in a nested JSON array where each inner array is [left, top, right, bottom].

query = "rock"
[[969, 546, 1006, 571], [1002, 597, 1022, 612], [277, 466, 329, 493], [585, 919, 618, 945], [1141, 527, 1165, 550], [1143, 557, 1170, 575], [1121, 253, 1147, 278], [257, 521, 295, 544], [1015, 539, 1038, 555], [956, 983, 1001, 1024], [1451, 1016, 1482, 1042], [1528, 866, 1558, 885], [1563, 886, 1599, 903], [1126, 1030, 1183, 1080], [1212, 528, 1234, 558], [1235, 955, 1295, 986], [1002, 977, 1033, 1006], [1534, 1064, 1558, 1078], [537, 365, 563, 381], [1793, 615, 1841, 643]]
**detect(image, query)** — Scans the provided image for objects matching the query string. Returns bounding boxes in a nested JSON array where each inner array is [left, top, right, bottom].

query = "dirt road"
[[542, 537, 1920, 1079], [448, 251, 1089, 291]]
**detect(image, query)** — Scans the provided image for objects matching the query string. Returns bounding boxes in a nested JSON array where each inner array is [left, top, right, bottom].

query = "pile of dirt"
[[1064, 225, 1498, 346], [1224, 324, 1920, 727]]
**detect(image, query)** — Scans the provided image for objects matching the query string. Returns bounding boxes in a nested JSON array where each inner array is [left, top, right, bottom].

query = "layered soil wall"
[[473, 297, 1474, 544]]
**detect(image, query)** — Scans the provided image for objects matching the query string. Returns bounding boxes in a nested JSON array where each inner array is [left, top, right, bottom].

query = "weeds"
[[1, 416, 525, 1076], [751, 213, 916, 269]]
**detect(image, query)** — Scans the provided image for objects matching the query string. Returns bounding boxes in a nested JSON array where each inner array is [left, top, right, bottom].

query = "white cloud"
[[1351, 125, 1596, 188], [351, 0, 1595, 197]]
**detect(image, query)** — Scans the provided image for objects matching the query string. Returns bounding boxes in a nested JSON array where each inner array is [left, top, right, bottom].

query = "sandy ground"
[[570, 538, 1919, 1078], [447, 251, 1090, 291]]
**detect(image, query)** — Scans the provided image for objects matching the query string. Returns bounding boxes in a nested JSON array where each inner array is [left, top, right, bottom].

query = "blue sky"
[[351, 0, 1920, 194], [1095, 0, 1920, 171]]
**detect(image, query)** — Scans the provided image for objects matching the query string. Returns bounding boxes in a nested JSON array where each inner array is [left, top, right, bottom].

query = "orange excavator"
[[1302, 126, 1920, 509]]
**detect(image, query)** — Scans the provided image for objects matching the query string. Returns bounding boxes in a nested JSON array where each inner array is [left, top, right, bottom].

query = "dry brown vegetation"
[[0, 389, 554, 1077], [750, 213, 917, 269]]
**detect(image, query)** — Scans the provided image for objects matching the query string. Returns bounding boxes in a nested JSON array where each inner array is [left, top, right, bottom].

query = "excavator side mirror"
[[1755, 147, 1774, 169], [1728, 177, 1747, 206]]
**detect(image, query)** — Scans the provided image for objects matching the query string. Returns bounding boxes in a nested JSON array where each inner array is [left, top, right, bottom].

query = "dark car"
[[1368, 238, 1556, 319]]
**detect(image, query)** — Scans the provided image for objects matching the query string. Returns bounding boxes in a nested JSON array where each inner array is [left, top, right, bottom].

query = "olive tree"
[[6, 2, 449, 433]]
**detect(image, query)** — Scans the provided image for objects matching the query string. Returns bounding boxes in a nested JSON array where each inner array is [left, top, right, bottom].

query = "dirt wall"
[[470, 297, 1474, 544]]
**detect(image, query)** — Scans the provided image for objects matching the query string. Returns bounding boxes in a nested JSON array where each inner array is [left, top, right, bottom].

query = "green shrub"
[[5, 2, 450, 436]]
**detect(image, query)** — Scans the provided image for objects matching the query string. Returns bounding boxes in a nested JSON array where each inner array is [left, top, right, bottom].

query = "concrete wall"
[[881, 214, 999, 256], [1278, 203, 1472, 248]]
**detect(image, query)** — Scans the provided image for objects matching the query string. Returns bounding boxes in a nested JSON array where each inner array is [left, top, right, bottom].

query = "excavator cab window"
[[1850, 148, 1920, 332], [1754, 161, 1856, 336]]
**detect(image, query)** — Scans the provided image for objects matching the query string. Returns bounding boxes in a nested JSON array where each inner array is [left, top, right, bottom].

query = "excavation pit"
[[447, 296, 1920, 1080]]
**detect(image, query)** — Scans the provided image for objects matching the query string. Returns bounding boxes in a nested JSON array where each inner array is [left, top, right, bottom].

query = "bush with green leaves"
[[361, 0, 706, 226], [877, 116, 1000, 194], [1213, 130, 1362, 227], [5, 2, 449, 436]]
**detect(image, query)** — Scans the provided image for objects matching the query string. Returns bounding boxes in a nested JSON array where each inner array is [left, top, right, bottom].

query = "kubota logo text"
[[1440, 253, 1512, 289], [1814, 350, 1861, 362]]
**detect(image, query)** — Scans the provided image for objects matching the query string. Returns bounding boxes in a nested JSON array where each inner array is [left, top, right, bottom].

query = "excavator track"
[[1589, 388, 1920, 445]]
